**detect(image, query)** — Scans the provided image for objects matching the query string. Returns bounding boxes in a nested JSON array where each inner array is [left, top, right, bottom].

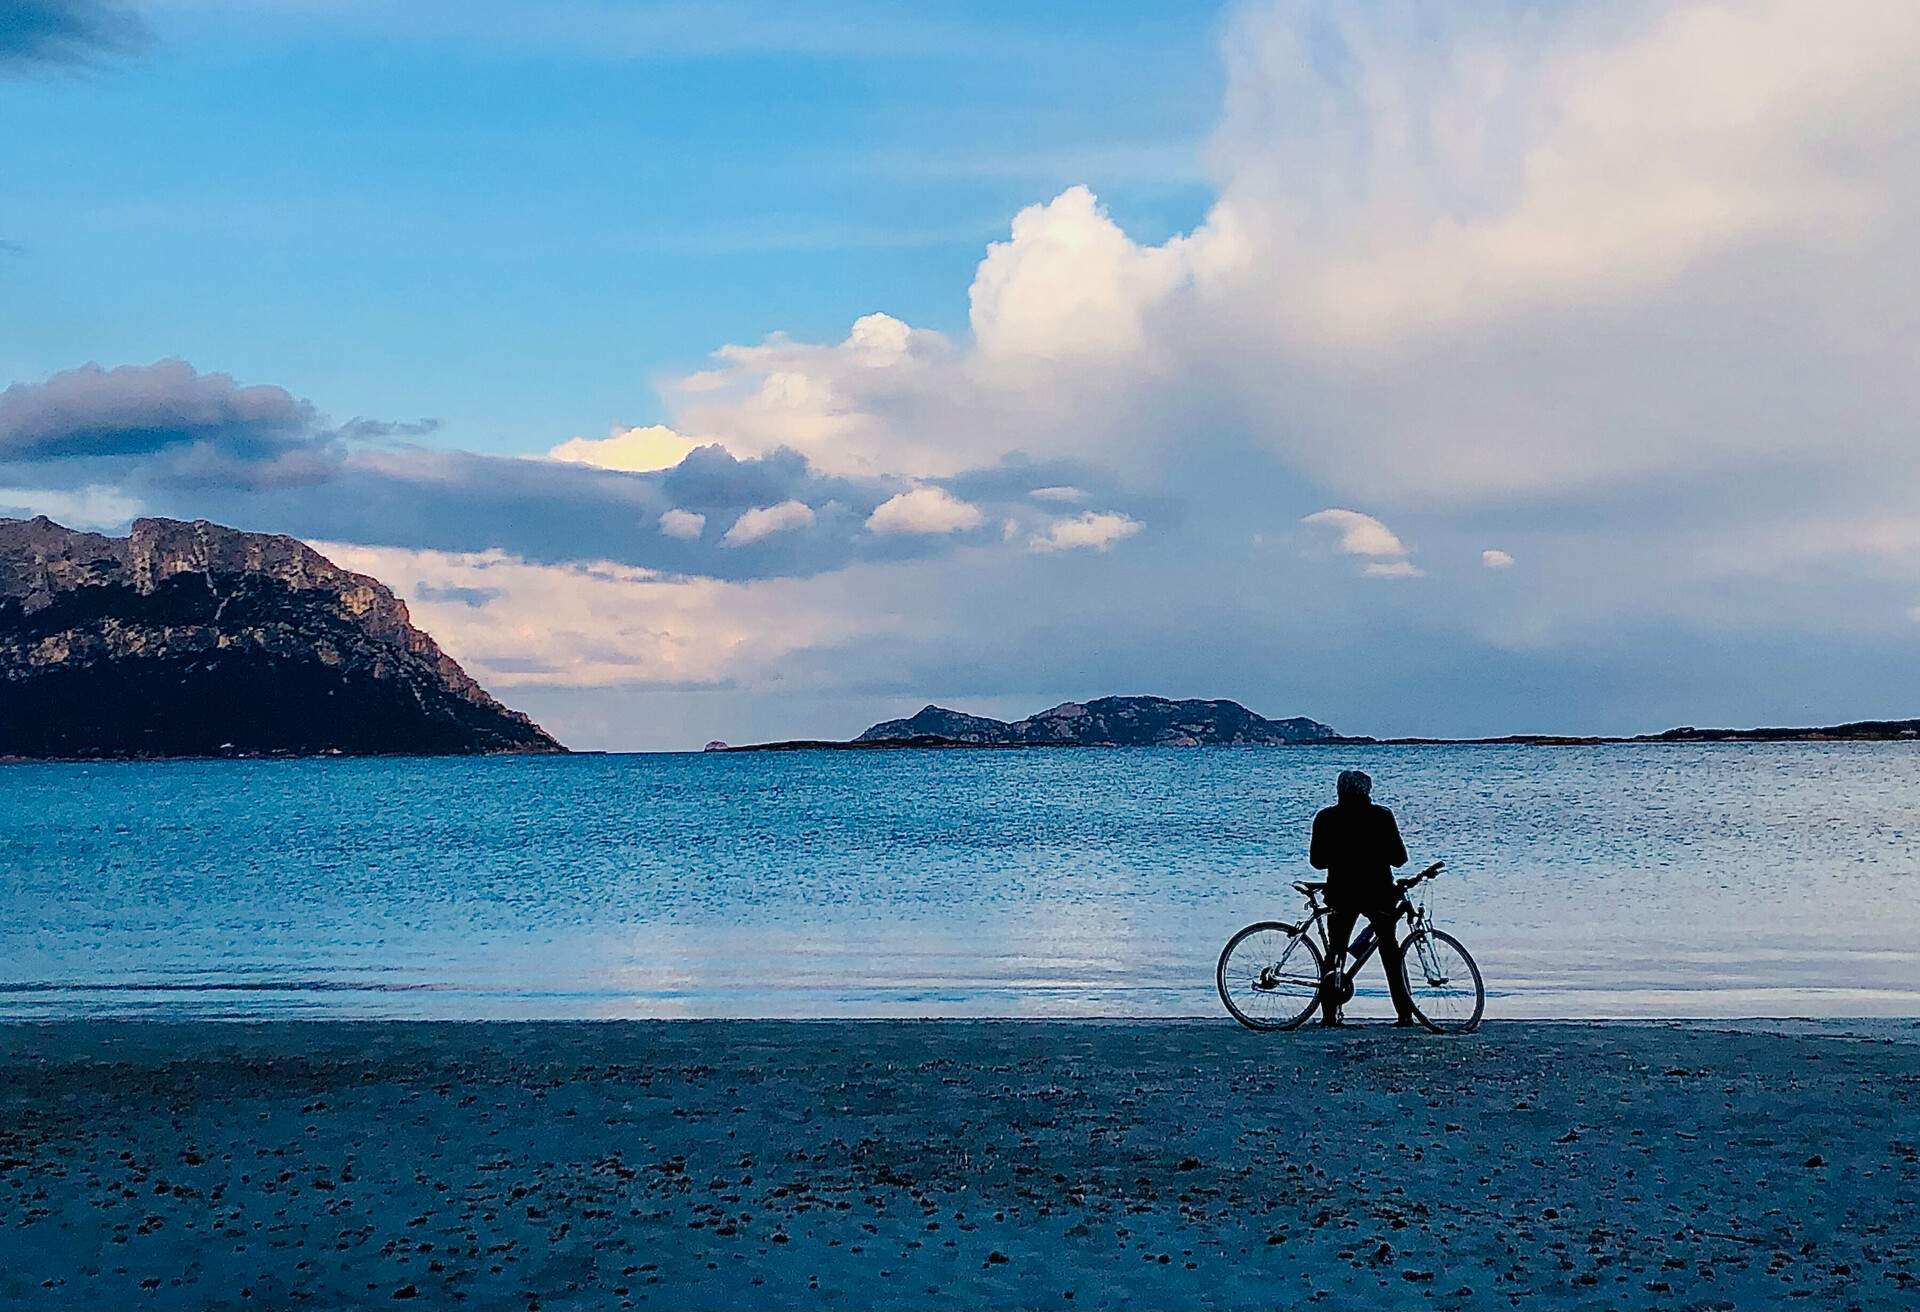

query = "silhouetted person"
[[1309, 769, 1417, 1027]]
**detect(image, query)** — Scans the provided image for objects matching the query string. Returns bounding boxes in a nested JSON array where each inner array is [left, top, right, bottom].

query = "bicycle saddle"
[[1292, 880, 1328, 895]]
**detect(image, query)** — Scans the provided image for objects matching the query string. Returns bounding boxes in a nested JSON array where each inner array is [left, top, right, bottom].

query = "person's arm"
[[1382, 807, 1408, 868], [1309, 810, 1330, 870]]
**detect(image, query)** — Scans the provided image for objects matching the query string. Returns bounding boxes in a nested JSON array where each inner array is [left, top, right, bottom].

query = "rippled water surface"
[[4, 745, 1917, 1018]]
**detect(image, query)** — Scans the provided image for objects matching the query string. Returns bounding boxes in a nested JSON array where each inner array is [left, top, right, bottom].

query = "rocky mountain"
[[853, 696, 1338, 747], [855, 706, 1019, 744], [0, 516, 563, 758], [1009, 697, 1337, 746]]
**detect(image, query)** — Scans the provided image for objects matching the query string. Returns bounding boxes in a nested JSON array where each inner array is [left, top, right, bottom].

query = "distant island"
[[0, 516, 563, 759], [719, 697, 1920, 752], [1373, 721, 1920, 746], [722, 696, 1343, 751]]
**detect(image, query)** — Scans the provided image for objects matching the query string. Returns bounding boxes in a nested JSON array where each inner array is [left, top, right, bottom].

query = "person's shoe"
[[1392, 1016, 1418, 1028], [1319, 1017, 1345, 1028]]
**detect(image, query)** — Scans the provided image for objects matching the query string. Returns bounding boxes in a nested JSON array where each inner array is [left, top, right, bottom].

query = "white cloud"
[[1212, 2, 1909, 352], [316, 542, 890, 691], [969, 185, 1191, 362], [843, 311, 915, 365], [1302, 509, 1409, 559], [548, 424, 698, 472], [658, 508, 705, 540], [1028, 510, 1142, 553], [1482, 549, 1516, 569], [0, 484, 143, 530], [1690, 513, 1920, 581], [1028, 485, 1085, 503], [669, 313, 962, 478], [722, 499, 816, 546], [865, 486, 984, 536], [1304, 509, 1422, 579], [1197, 1, 1920, 502]]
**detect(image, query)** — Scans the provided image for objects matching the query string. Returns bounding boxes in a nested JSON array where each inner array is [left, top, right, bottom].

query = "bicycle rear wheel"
[[1217, 922, 1323, 1031], [1398, 929, 1484, 1034]]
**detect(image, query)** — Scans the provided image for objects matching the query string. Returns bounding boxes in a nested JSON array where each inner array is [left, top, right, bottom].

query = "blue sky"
[[5, 1, 1920, 750], [4, 2, 1223, 450]]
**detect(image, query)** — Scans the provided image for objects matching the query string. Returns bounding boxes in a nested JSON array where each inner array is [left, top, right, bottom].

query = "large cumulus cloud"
[[656, 0, 1920, 515]]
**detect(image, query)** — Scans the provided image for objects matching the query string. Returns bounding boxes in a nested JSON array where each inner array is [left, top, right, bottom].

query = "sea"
[[3, 744, 1917, 1020]]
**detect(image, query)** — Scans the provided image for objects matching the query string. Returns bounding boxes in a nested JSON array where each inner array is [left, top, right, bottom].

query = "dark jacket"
[[1309, 799, 1408, 911]]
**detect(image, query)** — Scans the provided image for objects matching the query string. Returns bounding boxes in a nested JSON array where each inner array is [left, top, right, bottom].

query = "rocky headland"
[[0, 515, 562, 758]]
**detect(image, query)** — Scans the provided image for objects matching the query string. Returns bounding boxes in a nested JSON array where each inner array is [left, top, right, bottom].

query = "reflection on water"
[[2, 744, 1917, 1019]]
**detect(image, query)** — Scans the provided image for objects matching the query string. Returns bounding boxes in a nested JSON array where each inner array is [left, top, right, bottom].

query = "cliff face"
[[855, 696, 1337, 747], [0, 516, 564, 758]]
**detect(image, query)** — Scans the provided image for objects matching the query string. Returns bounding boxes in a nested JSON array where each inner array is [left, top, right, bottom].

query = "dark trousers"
[[1322, 904, 1416, 1022]]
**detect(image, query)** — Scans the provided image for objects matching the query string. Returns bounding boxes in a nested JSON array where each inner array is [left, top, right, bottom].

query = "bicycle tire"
[[1217, 921, 1324, 1032], [1398, 929, 1484, 1034]]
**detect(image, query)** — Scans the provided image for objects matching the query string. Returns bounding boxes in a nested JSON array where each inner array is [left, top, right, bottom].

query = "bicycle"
[[1215, 861, 1484, 1033]]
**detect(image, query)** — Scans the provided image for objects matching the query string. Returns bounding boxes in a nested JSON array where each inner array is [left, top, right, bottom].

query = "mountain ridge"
[[0, 515, 563, 759]]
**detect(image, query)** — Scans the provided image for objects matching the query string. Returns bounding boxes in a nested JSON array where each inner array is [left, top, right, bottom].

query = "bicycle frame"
[[1290, 901, 1393, 976], [1288, 871, 1448, 988]]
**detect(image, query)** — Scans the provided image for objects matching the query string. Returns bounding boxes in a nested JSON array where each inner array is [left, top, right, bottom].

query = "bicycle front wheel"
[[1217, 922, 1323, 1031], [1398, 929, 1484, 1034]]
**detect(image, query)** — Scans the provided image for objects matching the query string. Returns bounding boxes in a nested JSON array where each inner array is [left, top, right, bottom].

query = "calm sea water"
[[3, 745, 1917, 1020]]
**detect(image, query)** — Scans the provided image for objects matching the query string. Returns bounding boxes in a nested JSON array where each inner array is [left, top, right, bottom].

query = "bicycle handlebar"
[[1397, 860, 1445, 891], [1292, 862, 1443, 900]]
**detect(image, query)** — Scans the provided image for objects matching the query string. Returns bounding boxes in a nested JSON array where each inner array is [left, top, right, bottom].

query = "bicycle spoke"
[[1399, 931, 1482, 1033], [1218, 923, 1324, 1029]]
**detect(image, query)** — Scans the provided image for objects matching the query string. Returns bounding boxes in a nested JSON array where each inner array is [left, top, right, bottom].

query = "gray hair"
[[1336, 769, 1373, 802]]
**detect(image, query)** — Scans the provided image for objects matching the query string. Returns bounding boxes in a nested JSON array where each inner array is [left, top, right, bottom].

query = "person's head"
[[1336, 769, 1373, 804]]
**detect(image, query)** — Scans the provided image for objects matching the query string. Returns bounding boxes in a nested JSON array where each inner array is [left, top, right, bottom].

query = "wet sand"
[[1, 1020, 1916, 1309]]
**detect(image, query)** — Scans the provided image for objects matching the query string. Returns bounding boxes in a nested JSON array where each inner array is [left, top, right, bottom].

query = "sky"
[[3, 0, 1918, 750]]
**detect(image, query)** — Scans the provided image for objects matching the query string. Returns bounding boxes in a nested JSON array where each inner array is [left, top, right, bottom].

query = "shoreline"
[[4, 1018, 1916, 1309], [4, 1016, 1917, 1036], [8, 727, 1920, 764], [722, 729, 1920, 751]]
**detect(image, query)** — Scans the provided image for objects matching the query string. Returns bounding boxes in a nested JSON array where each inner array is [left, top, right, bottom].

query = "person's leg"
[[1321, 907, 1357, 1025], [1368, 908, 1417, 1023]]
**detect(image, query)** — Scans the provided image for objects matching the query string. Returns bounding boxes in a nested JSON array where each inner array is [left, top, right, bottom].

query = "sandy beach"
[[1, 1020, 1915, 1309]]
